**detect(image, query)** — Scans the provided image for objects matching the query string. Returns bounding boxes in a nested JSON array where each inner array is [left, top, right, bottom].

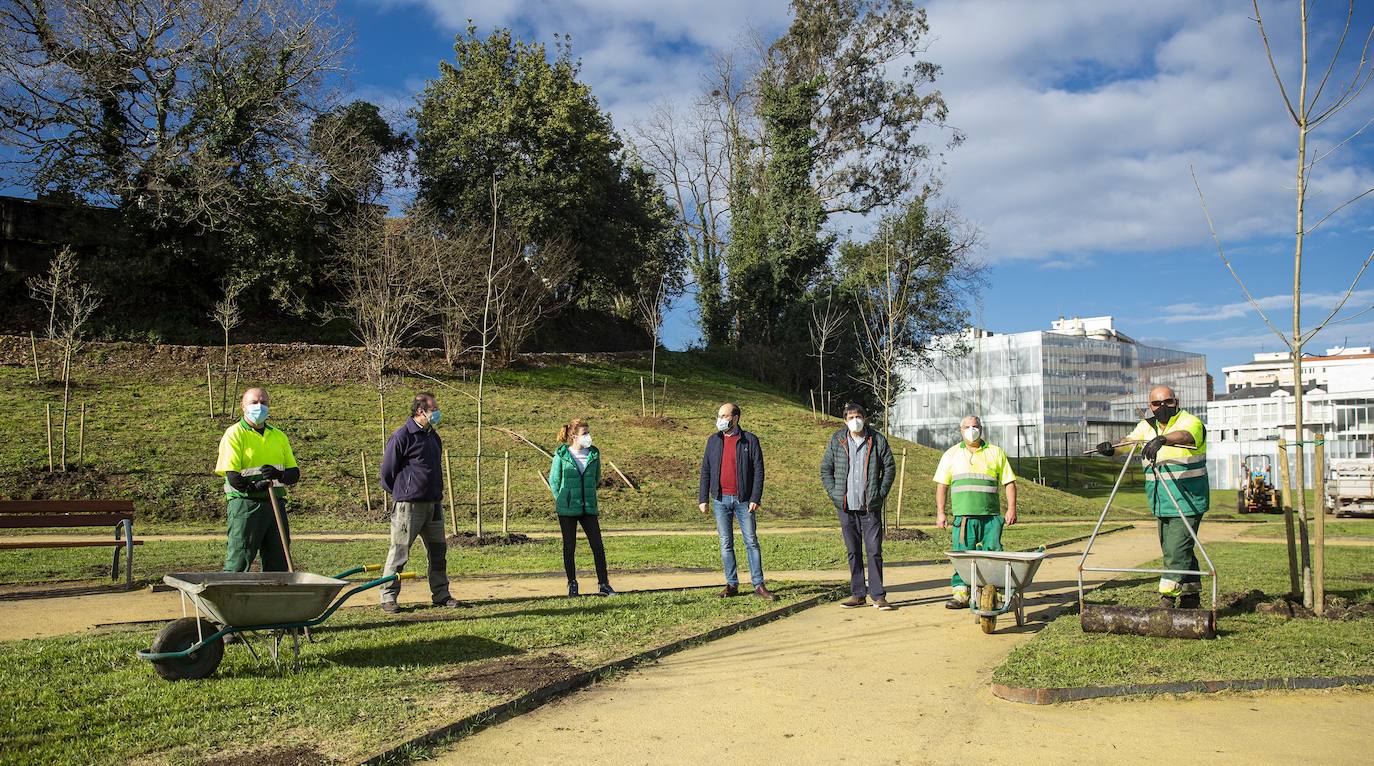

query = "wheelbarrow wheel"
[[150, 617, 224, 681], [978, 584, 997, 634]]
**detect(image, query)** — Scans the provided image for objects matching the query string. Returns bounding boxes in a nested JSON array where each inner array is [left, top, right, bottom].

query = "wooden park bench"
[[0, 500, 141, 589]]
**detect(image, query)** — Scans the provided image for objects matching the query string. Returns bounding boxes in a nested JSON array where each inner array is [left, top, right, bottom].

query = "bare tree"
[[488, 233, 577, 366], [27, 246, 101, 469], [0, 0, 349, 229], [209, 276, 248, 415], [846, 199, 979, 427], [402, 209, 487, 365], [333, 213, 432, 448], [809, 292, 847, 419], [636, 272, 670, 414], [1193, 1, 1374, 613]]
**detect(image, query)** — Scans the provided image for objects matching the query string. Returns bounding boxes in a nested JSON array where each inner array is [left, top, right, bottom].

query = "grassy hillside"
[[0, 340, 1100, 530]]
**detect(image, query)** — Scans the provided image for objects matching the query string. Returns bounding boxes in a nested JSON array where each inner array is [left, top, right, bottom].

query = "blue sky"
[[329, 1, 1369, 390], [16, 1, 1374, 388]]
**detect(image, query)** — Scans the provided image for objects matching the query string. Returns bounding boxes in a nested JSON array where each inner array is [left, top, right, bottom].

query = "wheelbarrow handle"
[[331, 563, 386, 579]]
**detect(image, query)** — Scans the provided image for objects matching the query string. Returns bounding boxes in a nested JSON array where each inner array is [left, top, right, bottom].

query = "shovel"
[[265, 477, 311, 641], [1076, 442, 1217, 640]]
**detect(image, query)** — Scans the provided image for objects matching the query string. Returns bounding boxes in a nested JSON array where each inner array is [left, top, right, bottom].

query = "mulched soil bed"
[[445, 532, 538, 548], [1220, 588, 1374, 620], [432, 652, 584, 694], [887, 527, 932, 542], [202, 745, 337, 766]]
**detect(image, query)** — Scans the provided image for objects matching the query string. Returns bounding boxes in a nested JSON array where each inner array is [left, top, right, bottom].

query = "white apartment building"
[[888, 316, 1208, 467], [1207, 347, 1374, 490]]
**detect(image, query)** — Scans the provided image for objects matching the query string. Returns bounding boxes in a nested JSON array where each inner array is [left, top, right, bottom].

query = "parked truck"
[[1326, 459, 1374, 517]]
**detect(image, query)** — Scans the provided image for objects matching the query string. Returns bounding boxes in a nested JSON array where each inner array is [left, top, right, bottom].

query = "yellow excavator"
[[1237, 455, 1280, 514]]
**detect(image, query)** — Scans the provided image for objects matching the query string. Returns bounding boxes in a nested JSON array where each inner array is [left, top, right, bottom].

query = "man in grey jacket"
[[820, 402, 898, 611]]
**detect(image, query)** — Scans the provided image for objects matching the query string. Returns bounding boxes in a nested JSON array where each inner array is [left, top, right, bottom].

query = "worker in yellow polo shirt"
[[932, 415, 1018, 609], [214, 387, 300, 571]]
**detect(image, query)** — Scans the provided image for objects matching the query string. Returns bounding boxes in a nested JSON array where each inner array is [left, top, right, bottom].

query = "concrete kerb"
[[992, 675, 1374, 704], [356, 584, 849, 766]]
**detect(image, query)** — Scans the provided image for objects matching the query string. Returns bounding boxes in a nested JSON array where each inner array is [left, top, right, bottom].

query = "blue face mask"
[[428, 410, 442, 427], [244, 403, 268, 425]]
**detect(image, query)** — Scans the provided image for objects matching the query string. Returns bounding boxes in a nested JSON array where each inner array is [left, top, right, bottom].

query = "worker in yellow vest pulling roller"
[[933, 416, 1018, 609], [1096, 384, 1208, 609]]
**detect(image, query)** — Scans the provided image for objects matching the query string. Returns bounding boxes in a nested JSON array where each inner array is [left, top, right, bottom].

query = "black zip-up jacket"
[[698, 429, 765, 505]]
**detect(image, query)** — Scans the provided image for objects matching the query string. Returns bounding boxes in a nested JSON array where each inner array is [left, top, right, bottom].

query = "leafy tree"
[[769, 0, 960, 215], [839, 196, 980, 425], [727, 77, 834, 346], [414, 26, 681, 313]]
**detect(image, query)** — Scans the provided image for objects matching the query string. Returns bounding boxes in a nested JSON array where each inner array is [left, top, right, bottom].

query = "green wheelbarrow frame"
[[137, 565, 417, 680]]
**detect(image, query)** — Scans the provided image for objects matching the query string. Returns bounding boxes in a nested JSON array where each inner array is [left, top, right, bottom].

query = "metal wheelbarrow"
[[136, 564, 416, 680], [946, 549, 1047, 634]]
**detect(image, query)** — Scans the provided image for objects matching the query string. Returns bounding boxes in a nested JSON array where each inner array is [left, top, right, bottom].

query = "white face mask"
[[716, 417, 732, 432], [577, 434, 593, 449], [963, 426, 981, 444], [846, 417, 865, 433]]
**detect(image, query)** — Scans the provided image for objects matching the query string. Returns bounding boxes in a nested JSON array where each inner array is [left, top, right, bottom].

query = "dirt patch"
[[800, 415, 841, 430], [433, 652, 585, 694], [0, 335, 648, 387], [1222, 589, 1374, 620], [201, 745, 337, 766], [624, 455, 694, 480], [887, 527, 932, 542], [445, 532, 539, 548]]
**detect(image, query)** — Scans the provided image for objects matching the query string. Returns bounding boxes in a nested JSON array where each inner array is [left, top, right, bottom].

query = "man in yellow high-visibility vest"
[[932, 416, 1018, 609], [1096, 385, 1208, 609]]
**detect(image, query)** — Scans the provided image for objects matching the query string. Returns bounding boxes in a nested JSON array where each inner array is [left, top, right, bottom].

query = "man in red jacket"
[[698, 402, 775, 600]]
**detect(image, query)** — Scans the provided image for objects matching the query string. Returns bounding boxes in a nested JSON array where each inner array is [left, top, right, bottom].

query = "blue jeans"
[[713, 495, 764, 588]]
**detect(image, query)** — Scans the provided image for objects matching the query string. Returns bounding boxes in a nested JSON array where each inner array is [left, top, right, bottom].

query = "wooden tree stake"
[[502, 451, 511, 535], [444, 449, 458, 536], [1277, 439, 1299, 596], [361, 451, 373, 518], [895, 447, 908, 530], [45, 403, 53, 472], [640, 376, 647, 417], [205, 361, 215, 418], [77, 403, 86, 469], [607, 458, 637, 490], [1314, 434, 1326, 615], [30, 332, 40, 383], [60, 345, 71, 471]]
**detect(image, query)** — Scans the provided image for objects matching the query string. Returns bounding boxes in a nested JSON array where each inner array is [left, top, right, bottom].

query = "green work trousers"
[[950, 514, 1003, 589], [1157, 514, 1203, 596], [224, 496, 291, 572]]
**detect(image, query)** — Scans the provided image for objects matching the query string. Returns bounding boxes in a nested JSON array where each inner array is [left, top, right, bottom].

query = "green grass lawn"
[[993, 542, 1374, 690], [1239, 519, 1374, 539], [0, 350, 1101, 529], [0, 582, 836, 765], [0, 523, 1122, 587]]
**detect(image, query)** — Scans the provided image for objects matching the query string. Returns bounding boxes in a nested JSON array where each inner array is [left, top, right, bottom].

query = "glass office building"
[[888, 317, 1208, 463]]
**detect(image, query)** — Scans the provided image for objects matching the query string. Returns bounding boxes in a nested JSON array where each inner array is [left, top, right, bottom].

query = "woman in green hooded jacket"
[[549, 418, 615, 596]]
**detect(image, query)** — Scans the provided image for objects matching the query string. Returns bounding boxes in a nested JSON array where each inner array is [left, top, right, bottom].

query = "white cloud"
[[1159, 288, 1374, 324], [922, 1, 1374, 262]]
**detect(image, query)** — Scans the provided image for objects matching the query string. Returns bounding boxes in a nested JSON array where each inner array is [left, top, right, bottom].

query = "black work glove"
[[1095, 441, 1115, 457], [249, 479, 274, 492], [258, 465, 282, 482], [1143, 435, 1169, 462]]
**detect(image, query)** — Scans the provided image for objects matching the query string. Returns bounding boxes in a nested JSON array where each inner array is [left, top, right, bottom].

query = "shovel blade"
[[1080, 604, 1216, 640]]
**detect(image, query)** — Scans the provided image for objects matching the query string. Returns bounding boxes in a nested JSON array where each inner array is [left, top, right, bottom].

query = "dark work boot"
[[1178, 593, 1201, 609], [568, 581, 579, 597], [1159, 594, 1178, 609]]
